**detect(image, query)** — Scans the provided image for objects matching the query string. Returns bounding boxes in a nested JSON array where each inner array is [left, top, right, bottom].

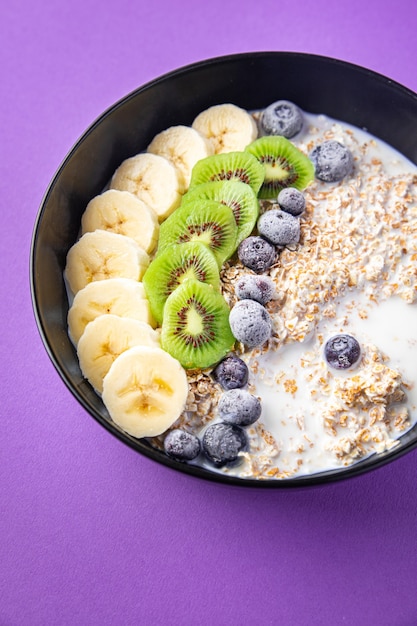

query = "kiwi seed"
[[157, 199, 237, 267], [143, 241, 220, 324], [189, 151, 265, 195], [161, 279, 235, 369], [180, 180, 259, 246], [245, 136, 314, 198]]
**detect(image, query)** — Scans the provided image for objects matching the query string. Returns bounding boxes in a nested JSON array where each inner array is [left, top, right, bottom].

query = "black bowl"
[[30, 52, 417, 488]]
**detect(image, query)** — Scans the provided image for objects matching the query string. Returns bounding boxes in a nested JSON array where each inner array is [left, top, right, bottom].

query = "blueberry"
[[324, 334, 361, 370], [164, 429, 201, 462], [309, 140, 353, 182], [277, 187, 306, 216], [218, 389, 262, 427], [229, 299, 272, 348], [237, 236, 276, 273], [257, 209, 300, 246], [235, 274, 275, 305], [202, 422, 248, 467], [260, 100, 304, 138], [213, 354, 249, 390]]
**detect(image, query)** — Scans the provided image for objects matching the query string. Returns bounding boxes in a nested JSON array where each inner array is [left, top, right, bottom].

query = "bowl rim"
[[30, 50, 417, 488]]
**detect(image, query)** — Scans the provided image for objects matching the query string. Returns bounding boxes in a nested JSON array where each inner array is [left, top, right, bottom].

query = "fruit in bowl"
[[31, 53, 417, 487]]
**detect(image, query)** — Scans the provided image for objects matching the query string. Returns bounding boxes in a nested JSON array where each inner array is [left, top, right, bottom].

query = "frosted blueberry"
[[257, 209, 300, 246], [324, 334, 361, 370], [229, 299, 272, 348], [237, 236, 276, 273], [235, 274, 275, 305], [164, 429, 201, 462], [202, 422, 248, 467], [213, 354, 249, 390], [277, 187, 306, 216], [260, 100, 304, 138], [218, 389, 262, 427], [310, 140, 353, 182]]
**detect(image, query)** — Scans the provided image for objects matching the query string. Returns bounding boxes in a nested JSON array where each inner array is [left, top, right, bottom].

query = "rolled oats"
[[156, 113, 417, 480]]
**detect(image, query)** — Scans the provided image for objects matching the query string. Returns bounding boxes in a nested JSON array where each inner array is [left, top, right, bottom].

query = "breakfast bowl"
[[30, 52, 417, 487]]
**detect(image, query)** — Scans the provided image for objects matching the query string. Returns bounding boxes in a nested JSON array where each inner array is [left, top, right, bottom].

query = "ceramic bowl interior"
[[31, 52, 417, 487]]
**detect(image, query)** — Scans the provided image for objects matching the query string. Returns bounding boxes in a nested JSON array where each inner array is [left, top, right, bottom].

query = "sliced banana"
[[102, 345, 189, 438], [67, 277, 157, 346], [65, 230, 149, 296], [110, 153, 182, 222], [147, 125, 213, 191], [77, 314, 160, 393], [81, 189, 159, 253], [192, 103, 258, 154]]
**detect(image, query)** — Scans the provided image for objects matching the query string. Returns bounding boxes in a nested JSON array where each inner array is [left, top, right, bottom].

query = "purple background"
[[2, 1, 417, 624]]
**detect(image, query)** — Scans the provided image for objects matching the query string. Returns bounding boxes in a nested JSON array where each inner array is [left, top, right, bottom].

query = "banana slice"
[[68, 277, 157, 346], [65, 230, 149, 295], [147, 125, 213, 191], [110, 153, 182, 222], [81, 190, 159, 253], [102, 345, 189, 438], [77, 314, 160, 393], [192, 103, 258, 154]]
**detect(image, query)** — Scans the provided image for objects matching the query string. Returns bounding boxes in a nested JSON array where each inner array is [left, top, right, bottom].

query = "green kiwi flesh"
[[189, 151, 265, 195], [142, 241, 220, 324], [161, 279, 235, 369], [245, 136, 314, 198], [157, 199, 237, 267], [180, 180, 259, 246]]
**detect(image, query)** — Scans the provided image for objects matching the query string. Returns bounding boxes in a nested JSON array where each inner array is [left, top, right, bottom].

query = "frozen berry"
[[164, 429, 201, 462], [202, 422, 247, 467], [235, 274, 275, 305], [310, 140, 353, 182], [237, 236, 276, 273], [229, 299, 272, 348], [213, 354, 249, 390], [324, 334, 361, 370], [260, 100, 303, 139], [218, 389, 262, 427], [257, 209, 300, 246], [277, 187, 306, 216]]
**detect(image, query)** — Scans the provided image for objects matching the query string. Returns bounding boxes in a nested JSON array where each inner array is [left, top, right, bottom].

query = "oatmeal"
[[65, 101, 417, 479], [176, 114, 417, 479]]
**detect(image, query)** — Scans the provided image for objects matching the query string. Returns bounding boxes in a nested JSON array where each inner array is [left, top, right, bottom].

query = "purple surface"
[[2, 0, 417, 624]]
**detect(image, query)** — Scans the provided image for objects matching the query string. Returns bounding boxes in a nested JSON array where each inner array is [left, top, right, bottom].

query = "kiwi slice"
[[143, 241, 220, 324], [180, 180, 259, 246], [157, 199, 237, 267], [161, 279, 235, 369], [189, 151, 265, 195], [245, 136, 314, 198]]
